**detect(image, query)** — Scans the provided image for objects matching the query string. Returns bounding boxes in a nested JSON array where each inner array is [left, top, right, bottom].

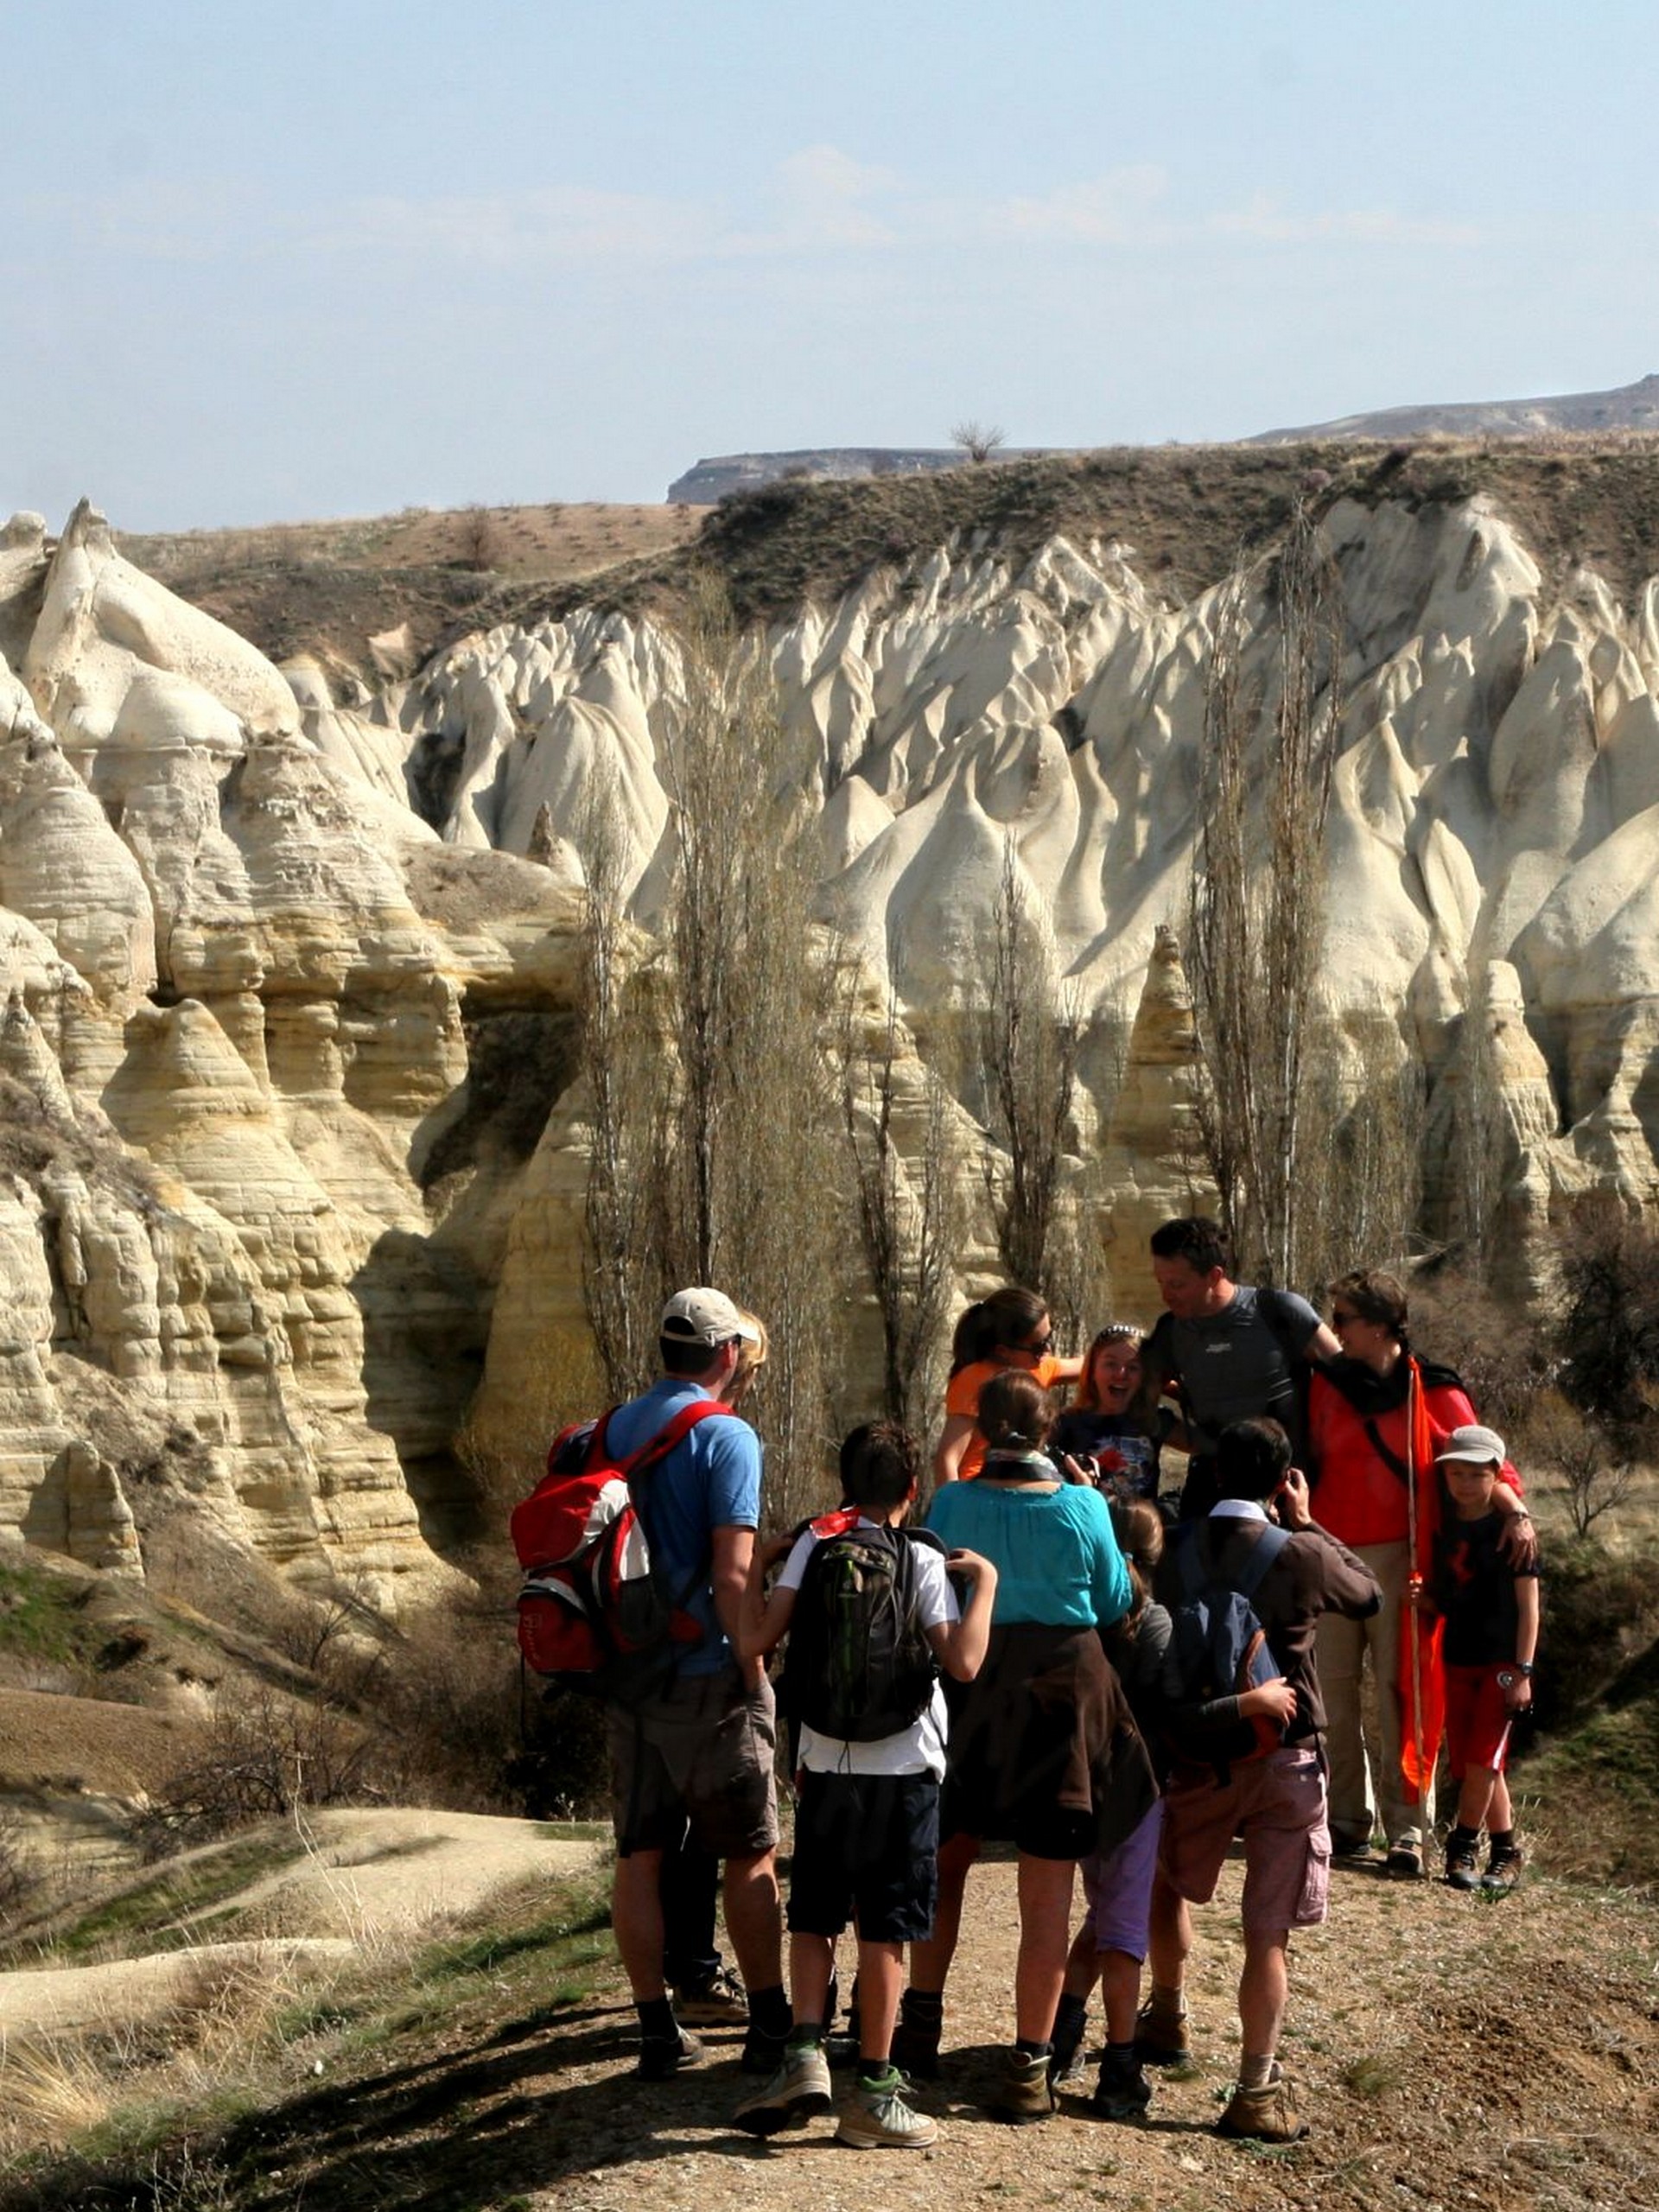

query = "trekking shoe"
[[836, 2070, 939, 2150], [741, 2023, 791, 2075], [1482, 1840, 1523, 1894], [637, 2025, 706, 2080], [1047, 1998, 1089, 2089], [1445, 1837, 1480, 1892], [891, 1993, 943, 2080], [1332, 1830, 1380, 1865], [1091, 2047, 1153, 2121], [986, 2047, 1055, 2125], [674, 1966, 747, 2025], [1134, 1999, 1190, 2065], [1217, 2075, 1306, 2144], [732, 2042, 834, 2136], [1385, 1843, 1425, 1881]]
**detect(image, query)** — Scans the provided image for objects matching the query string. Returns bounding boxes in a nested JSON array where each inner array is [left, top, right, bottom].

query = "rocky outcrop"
[[4, 477, 1659, 1597]]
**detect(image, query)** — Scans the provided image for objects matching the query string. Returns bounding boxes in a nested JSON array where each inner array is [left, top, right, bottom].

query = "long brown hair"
[[949, 1287, 1049, 1376]]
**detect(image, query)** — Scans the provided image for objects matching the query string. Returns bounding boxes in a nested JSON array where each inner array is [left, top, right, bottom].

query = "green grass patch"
[[7, 1828, 311, 1966], [0, 1561, 102, 1669]]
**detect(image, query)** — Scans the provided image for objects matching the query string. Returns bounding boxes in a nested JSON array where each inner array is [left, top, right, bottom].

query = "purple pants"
[[1079, 1798, 1164, 1961]]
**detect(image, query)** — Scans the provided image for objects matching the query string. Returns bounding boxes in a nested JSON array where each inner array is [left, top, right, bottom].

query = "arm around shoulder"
[[930, 1549, 998, 1681]]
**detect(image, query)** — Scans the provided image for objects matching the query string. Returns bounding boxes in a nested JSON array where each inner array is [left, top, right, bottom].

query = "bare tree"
[[976, 841, 1085, 1305], [837, 969, 963, 1434], [1525, 1395, 1636, 1540], [950, 420, 1007, 465], [1187, 497, 1344, 1287]]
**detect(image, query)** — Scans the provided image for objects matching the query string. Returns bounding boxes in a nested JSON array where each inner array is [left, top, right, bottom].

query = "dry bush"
[[135, 1682, 379, 1856], [1521, 1392, 1637, 1541], [0, 1800, 41, 1931], [1407, 1267, 1553, 1434]]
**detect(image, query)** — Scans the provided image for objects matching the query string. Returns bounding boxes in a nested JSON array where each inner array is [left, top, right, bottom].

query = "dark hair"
[[837, 1421, 921, 1510], [949, 1287, 1049, 1375], [977, 1369, 1054, 1452], [660, 1336, 721, 1378], [1149, 1216, 1231, 1277], [1214, 1416, 1292, 1501], [1109, 1497, 1165, 1627], [1075, 1323, 1147, 1412], [1328, 1268, 1410, 1346]]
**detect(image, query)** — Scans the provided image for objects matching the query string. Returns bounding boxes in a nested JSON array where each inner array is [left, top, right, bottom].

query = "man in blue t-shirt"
[[1144, 1218, 1340, 1518], [605, 1287, 791, 2082]]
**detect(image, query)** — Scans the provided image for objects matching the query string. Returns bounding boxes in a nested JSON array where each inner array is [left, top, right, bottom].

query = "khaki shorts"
[[1159, 1748, 1331, 1935], [607, 1667, 779, 1859]]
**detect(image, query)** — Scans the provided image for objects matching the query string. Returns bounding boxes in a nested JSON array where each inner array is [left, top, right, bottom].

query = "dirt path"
[[245, 1849, 1659, 2212]]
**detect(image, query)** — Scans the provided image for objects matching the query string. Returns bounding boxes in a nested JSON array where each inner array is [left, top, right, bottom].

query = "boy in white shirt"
[[733, 1422, 996, 2149]]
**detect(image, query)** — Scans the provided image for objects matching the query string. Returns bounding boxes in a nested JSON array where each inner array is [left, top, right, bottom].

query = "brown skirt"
[[940, 1621, 1159, 1859]]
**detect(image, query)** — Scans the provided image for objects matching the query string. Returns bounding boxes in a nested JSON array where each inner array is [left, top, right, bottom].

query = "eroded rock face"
[[3, 484, 1659, 1594]]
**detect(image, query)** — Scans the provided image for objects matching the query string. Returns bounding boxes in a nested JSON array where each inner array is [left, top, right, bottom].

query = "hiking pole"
[[1405, 1359, 1426, 1807]]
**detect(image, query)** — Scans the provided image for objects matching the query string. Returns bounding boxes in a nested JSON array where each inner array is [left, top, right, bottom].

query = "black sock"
[[1015, 2037, 1053, 2060], [748, 1983, 791, 2039], [904, 1989, 944, 2022], [1449, 1823, 1479, 1852], [639, 1996, 677, 2037], [1488, 1827, 1515, 1852]]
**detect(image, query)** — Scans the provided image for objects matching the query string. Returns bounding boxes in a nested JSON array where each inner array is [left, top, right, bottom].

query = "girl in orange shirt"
[[933, 1287, 1084, 1485]]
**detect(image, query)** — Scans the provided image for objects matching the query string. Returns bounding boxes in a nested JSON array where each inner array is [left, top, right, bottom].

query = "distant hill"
[[1251, 372, 1659, 444], [667, 446, 1053, 505]]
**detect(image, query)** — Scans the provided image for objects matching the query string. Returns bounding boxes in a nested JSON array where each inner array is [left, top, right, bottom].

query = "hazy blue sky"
[[8, 2, 1658, 529]]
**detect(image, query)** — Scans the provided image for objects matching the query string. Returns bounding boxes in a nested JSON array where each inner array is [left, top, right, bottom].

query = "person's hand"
[[1497, 1510, 1539, 1569], [948, 1548, 997, 1587], [1274, 1466, 1313, 1529], [1503, 1669, 1534, 1713], [1238, 1676, 1298, 1728], [1405, 1574, 1434, 1615], [759, 1530, 797, 1569], [1058, 1452, 1097, 1486]]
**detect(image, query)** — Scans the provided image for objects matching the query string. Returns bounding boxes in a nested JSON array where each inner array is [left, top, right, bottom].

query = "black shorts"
[[786, 1770, 940, 1944]]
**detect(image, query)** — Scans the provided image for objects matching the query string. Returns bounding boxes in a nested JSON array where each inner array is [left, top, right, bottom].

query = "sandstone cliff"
[[3, 468, 1658, 1594]]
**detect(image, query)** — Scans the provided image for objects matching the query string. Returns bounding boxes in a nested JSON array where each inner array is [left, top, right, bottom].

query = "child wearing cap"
[[1419, 1426, 1540, 1894]]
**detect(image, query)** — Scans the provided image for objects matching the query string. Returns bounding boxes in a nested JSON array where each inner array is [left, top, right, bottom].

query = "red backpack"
[[511, 1401, 736, 1701]]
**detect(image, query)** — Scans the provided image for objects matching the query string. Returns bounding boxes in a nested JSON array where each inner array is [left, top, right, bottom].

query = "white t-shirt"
[[777, 1517, 959, 1778]]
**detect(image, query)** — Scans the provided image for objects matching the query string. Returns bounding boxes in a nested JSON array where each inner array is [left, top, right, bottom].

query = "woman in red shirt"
[[1307, 1269, 1530, 1879], [933, 1288, 1084, 1486]]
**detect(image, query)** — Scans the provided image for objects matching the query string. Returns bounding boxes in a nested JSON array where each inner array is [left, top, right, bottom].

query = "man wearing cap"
[[604, 1287, 791, 2081]]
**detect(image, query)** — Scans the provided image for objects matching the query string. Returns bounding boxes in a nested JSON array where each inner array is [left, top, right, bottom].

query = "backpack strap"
[[1180, 1516, 1290, 1599], [1360, 1416, 1413, 1486], [600, 1400, 742, 1635]]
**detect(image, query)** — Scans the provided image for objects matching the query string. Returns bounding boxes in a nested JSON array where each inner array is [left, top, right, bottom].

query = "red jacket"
[[1306, 1363, 1521, 1550]]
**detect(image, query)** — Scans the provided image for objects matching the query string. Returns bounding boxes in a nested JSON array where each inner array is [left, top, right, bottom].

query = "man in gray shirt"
[[1143, 1218, 1340, 1518]]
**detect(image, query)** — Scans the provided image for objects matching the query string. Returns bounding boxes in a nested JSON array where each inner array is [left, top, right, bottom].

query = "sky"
[[7, 1, 1659, 531]]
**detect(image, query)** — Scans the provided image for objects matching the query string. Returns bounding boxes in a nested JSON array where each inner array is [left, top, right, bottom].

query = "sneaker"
[[1331, 1830, 1380, 1865], [986, 2047, 1055, 2125], [1445, 1837, 1480, 1892], [891, 1994, 943, 2081], [732, 2043, 834, 2136], [741, 2023, 791, 2075], [1385, 1844, 1425, 1881], [1091, 2048, 1153, 2121], [1482, 1841, 1523, 1894], [1216, 2075, 1306, 2143], [836, 2070, 939, 2150], [1134, 1999, 1190, 2066], [674, 1966, 747, 2025], [637, 2026, 706, 2081]]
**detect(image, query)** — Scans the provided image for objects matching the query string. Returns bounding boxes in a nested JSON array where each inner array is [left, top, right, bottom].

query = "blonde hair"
[[726, 1310, 768, 1408]]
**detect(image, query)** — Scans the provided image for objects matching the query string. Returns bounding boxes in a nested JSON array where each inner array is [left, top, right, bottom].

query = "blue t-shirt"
[[927, 1470, 1130, 1631], [605, 1378, 761, 1676]]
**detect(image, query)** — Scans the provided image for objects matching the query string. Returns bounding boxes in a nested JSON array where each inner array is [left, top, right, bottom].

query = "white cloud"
[[987, 166, 1171, 245]]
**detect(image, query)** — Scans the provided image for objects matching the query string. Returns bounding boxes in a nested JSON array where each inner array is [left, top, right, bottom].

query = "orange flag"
[[1398, 1358, 1446, 1803]]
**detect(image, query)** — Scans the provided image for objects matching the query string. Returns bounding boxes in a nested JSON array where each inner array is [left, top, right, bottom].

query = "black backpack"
[[1162, 1520, 1292, 1776], [779, 1522, 943, 1744]]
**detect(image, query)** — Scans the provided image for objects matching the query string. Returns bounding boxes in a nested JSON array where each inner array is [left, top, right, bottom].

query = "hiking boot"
[[1091, 2047, 1153, 2121], [1445, 1836, 1480, 1892], [1482, 1840, 1523, 1894], [1217, 2075, 1306, 2143], [1385, 1843, 1425, 1881], [835, 2069, 938, 2150], [741, 2022, 791, 2075], [986, 2047, 1055, 2125], [674, 1966, 747, 2025], [1047, 1997, 1089, 2089], [637, 2025, 706, 2080], [732, 2042, 834, 2136], [1134, 1999, 1190, 2065], [1331, 1829, 1380, 1865], [891, 1993, 943, 2080]]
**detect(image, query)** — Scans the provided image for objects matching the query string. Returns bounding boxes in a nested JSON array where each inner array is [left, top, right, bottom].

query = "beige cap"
[[1435, 1423, 1506, 1466], [660, 1287, 760, 1349]]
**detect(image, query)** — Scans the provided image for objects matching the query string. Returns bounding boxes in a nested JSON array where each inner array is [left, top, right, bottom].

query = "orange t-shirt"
[[944, 1354, 1071, 1482]]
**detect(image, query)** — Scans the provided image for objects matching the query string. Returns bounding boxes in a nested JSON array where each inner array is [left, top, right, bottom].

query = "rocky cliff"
[[3, 464, 1659, 1595]]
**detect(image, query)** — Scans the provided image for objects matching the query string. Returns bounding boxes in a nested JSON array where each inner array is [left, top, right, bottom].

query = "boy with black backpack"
[[732, 1422, 997, 2150], [1145, 1418, 1379, 2145]]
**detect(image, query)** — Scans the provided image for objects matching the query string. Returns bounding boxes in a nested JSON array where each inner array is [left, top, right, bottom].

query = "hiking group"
[[512, 1219, 1541, 2152]]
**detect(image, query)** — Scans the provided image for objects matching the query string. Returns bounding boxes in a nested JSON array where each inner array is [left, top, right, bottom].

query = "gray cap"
[[1435, 1423, 1506, 1466], [660, 1287, 760, 1350]]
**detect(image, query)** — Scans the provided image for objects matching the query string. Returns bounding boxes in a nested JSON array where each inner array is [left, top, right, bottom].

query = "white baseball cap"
[[1435, 1423, 1506, 1466], [660, 1287, 760, 1349]]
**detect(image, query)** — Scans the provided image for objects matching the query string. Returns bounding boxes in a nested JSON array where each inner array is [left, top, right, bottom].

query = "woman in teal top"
[[898, 1372, 1155, 2123]]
